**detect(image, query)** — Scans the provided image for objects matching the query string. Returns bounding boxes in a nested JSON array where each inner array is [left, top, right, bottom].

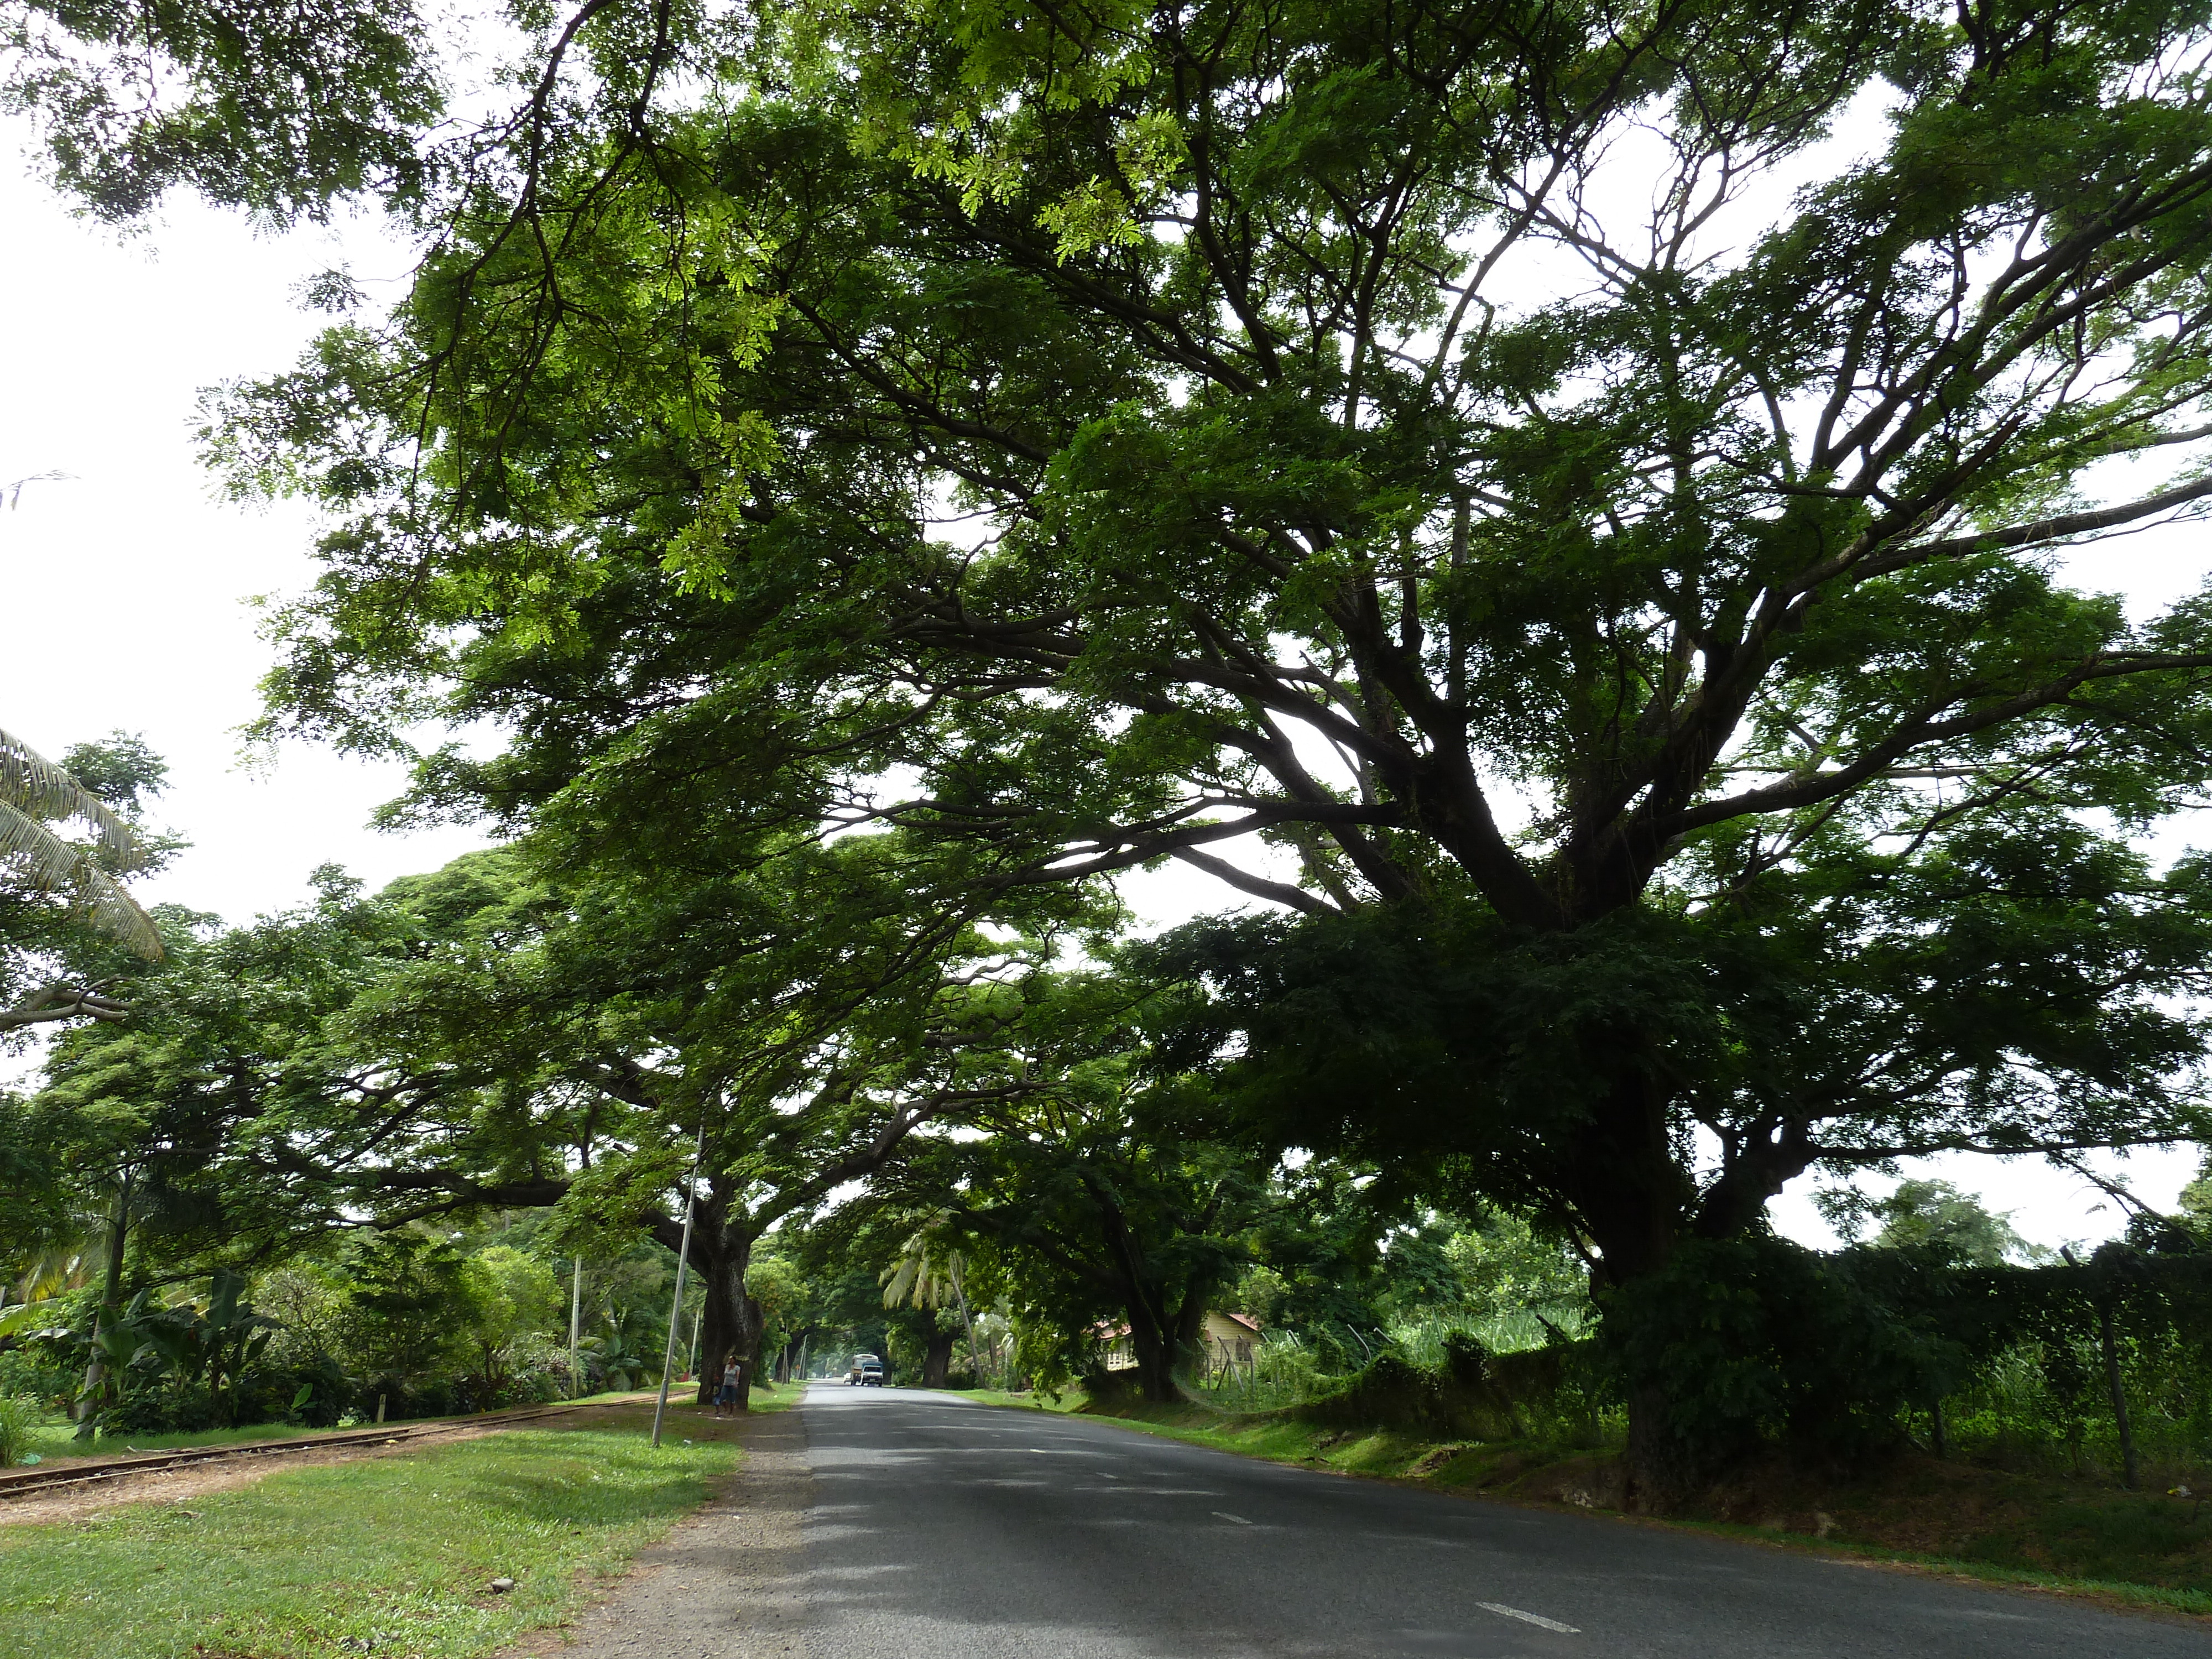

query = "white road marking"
[[1213, 1511, 1253, 1525], [1478, 1602, 1579, 1635]]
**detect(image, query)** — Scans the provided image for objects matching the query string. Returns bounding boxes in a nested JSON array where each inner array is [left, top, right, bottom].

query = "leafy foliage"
[[0, 728, 166, 978], [207, 3, 2212, 1413], [20, 0, 2212, 1491], [1, 0, 439, 223]]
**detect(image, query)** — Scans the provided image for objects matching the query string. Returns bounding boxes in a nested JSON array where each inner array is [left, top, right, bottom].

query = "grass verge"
[[979, 1390, 2212, 1621], [0, 1402, 740, 1659]]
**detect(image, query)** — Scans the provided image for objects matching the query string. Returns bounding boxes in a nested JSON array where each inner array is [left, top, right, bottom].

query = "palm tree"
[[882, 1218, 987, 1387], [0, 724, 161, 961], [4, 1234, 101, 1311]]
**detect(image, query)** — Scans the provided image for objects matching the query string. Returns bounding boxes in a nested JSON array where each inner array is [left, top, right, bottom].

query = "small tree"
[[460, 1245, 563, 1399], [880, 1219, 983, 1388], [1863, 1179, 2049, 1267]]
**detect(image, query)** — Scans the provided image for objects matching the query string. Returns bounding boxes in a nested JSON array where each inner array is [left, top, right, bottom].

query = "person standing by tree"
[[713, 1353, 742, 1420]]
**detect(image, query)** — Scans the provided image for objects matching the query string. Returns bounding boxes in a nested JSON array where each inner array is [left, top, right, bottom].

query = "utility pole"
[[2065, 1245, 2141, 1490], [2100, 1295, 2141, 1489], [950, 1258, 985, 1387], [568, 1257, 585, 1399], [569, 1130, 593, 1400], [650, 1123, 708, 1449]]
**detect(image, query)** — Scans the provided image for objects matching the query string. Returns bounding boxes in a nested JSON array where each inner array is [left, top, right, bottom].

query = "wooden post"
[[2098, 1297, 2140, 1490]]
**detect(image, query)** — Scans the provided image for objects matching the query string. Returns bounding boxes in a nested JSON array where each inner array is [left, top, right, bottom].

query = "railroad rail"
[[0, 1394, 659, 1499]]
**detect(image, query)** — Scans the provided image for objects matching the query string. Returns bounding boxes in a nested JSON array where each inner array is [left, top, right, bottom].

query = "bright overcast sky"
[[1, 111, 2204, 1249], [0, 121, 487, 927]]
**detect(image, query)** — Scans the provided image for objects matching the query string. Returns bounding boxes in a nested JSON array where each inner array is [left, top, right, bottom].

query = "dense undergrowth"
[[1165, 1232, 2212, 1498], [965, 1261, 2212, 1616]]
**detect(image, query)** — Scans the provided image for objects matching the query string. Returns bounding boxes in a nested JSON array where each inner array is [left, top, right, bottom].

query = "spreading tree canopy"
[[847, 971, 1282, 1402], [195, 0, 2212, 1486], [22, 833, 1092, 1404]]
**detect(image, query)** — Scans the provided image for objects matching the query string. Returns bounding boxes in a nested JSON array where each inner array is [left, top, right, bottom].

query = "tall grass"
[[1184, 1303, 1593, 1415], [1186, 1302, 2212, 1490], [1944, 1335, 2212, 1481], [1384, 1307, 1586, 1368], [1185, 1331, 1333, 1411]]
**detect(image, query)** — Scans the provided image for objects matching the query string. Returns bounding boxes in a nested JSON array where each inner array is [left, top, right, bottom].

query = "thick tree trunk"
[[1570, 1063, 1704, 1512], [1121, 1290, 1200, 1404], [1172, 1287, 1211, 1368], [1128, 1323, 1178, 1402], [921, 1329, 955, 1387], [688, 1220, 760, 1411], [1113, 1261, 1222, 1406]]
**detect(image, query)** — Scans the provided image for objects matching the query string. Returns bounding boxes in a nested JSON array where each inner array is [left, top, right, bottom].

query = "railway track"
[[0, 1394, 657, 1499]]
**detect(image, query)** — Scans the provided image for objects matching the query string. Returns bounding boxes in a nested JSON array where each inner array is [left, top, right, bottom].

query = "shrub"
[[0, 1394, 40, 1466], [1598, 1238, 1968, 1477], [0, 1347, 77, 1413]]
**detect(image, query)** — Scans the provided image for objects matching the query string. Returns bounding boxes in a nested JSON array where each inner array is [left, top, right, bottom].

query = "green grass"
[[961, 1387, 1085, 1413], [1107, 1405, 1465, 1483], [1667, 1517, 2212, 1620], [24, 1420, 359, 1464], [0, 1404, 740, 1659]]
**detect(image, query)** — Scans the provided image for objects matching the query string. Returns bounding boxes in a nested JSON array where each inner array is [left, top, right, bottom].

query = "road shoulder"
[[500, 1402, 813, 1658]]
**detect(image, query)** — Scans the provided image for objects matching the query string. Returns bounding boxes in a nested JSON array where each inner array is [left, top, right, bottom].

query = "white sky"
[[1, 111, 2203, 1253], [0, 128, 486, 926]]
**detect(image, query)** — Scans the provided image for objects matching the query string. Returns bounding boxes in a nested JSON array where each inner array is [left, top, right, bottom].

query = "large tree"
[[25, 833, 1086, 1405], [3, 0, 434, 223], [216, 0, 2212, 1492]]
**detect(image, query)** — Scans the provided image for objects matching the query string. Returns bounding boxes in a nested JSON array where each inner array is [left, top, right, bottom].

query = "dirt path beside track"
[[0, 1398, 659, 1527]]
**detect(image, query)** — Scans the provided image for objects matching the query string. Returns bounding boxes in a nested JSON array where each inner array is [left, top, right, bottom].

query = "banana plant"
[[580, 1316, 653, 1391], [76, 1272, 279, 1432]]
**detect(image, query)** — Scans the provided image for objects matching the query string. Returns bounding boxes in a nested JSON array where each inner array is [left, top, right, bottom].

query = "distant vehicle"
[[848, 1353, 885, 1386]]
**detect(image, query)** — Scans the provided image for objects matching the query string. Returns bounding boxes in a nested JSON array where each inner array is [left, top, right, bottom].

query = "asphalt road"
[[792, 1383, 2208, 1658]]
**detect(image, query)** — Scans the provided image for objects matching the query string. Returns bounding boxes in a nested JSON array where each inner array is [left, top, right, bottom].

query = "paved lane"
[[794, 1384, 2207, 1658]]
